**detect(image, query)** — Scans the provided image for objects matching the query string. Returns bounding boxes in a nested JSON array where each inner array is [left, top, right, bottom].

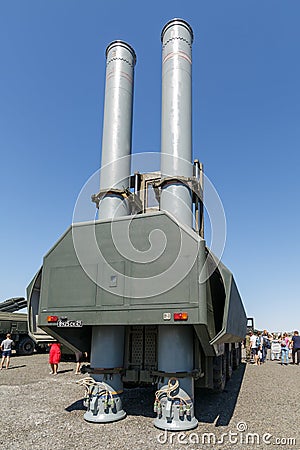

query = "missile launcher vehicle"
[[27, 19, 247, 430]]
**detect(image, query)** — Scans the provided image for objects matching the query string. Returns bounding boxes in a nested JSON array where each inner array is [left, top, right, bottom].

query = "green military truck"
[[0, 311, 36, 355], [0, 297, 73, 357], [0, 296, 51, 355]]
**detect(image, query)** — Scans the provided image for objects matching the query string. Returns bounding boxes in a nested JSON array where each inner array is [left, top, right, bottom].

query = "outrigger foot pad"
[[78, 377, 126, 423], [153, 378, 198, 431]]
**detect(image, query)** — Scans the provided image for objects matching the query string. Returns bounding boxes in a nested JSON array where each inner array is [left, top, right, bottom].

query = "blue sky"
[[1, 0, 299, 332]]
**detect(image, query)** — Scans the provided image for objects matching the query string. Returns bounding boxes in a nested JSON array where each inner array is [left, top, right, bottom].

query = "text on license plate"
[[57, 320, 83, 327]]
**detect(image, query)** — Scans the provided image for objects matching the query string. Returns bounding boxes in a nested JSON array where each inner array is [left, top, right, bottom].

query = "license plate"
[[57, 320, 83, 327]]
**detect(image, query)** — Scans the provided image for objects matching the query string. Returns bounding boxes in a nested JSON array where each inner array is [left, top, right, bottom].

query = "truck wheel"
[[226, 351, 233, 380], [232, 347, 237, 369], [18, 337, 35, 356], [232, 344, 241, 370], [225, 345, 233, 380], [213, 355, 226, 392]]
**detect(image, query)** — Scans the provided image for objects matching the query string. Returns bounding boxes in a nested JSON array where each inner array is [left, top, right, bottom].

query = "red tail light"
[[174, 312, 188, 321], [47, 315, 58, 323]]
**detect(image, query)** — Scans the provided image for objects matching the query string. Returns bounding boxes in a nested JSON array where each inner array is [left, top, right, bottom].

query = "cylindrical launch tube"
[[156, 19, 197, 432], [99, 41, 136, 218], [85, 41, 136, 424], [160, 19, 194, 227]]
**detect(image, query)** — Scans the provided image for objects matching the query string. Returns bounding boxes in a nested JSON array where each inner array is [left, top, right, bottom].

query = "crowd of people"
[[2, 329, 300, 372], [244, 329, 300, 366]]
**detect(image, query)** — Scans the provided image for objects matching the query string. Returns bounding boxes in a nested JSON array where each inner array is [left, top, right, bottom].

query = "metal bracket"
[[91, 188, 142, 213], [151, 369, 203, 380], [152, 176, 202, 201], [81, 365, 124, 375]]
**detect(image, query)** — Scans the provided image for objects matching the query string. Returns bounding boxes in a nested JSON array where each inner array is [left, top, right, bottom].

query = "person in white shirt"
[[249, 331, 260, 365], [0, 333, 14, 369]]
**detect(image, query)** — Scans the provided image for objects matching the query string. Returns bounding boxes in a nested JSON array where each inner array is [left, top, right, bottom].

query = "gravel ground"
[[0, 353, 299, 450]]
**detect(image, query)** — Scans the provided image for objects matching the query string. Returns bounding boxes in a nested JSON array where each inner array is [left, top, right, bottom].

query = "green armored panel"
[[40, 227, 97, 309], [31, 210, 246, 341], [210, 260, 247, 344], [92, 213, 199, 306], [48, 265, 97, 308], [0, 319, 11, 333], [0, 313, 28, 333], [38, 212, 205, 325]]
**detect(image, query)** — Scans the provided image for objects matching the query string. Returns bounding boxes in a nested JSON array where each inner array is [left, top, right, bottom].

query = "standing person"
[[280, 332, 290, 365], [48, 342, 61, 375], [75, 351, 82, 374], [256, 331, 263, 365], [267, 332, 274, 360], [244, 333, 251, 363], [249, 331, 259, 365], [261, 330, 271, 362], [291, 330, 300, 365], [75, 351, 86, 374], [0, 333, 14, 370], [74, 351, 88, 374]]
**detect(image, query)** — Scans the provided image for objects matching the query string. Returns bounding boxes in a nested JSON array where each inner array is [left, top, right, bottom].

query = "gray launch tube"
[[157, 325, 194, 396], [160, 19, 194, 228], [155, 19, 197, 431], [99, 41, 136, 218], [87, 41, 136, 423]]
